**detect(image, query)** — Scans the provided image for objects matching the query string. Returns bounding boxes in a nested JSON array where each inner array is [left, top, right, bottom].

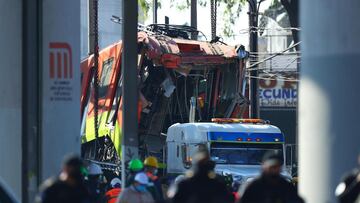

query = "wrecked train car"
[[80, 25, 248, 167]]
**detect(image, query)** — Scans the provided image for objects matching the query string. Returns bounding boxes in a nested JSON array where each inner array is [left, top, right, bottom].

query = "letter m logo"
[[49, 42, 73, 79]]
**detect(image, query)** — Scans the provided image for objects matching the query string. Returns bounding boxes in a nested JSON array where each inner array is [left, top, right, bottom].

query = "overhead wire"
[[247, 41, 301, 70], [249, 51, 301, 55], [246, 75, 299, 82], [247, 63, 300, 72], [237, 26, 301, 34]]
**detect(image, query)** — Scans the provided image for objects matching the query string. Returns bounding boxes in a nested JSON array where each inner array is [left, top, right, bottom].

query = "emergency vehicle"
[[166, 118, 292, 184]]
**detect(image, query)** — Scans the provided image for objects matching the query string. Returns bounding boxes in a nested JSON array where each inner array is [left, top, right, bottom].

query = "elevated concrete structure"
[[300, 0, 360, 202], [0, 1, 80, 202]]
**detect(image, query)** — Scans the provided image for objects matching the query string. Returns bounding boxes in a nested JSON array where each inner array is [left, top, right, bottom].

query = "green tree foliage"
[[259, 0, 299, 48], [138, 0, 150, 22], [279, 0, 299, 45], [138, 0, 246, 37], [217, 0, 247, 37], [138, 0, 162, 22], [139, 0, 298, 43], [259, 0, 289, 35], [170, 0, 246, 38]]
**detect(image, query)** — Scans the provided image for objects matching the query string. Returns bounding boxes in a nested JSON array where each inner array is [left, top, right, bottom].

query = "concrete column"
[[23, 0, 41, 202], [88, 0, 95, 55], [0, 0, 23, 199], [121, 0, 138, 188], [41, 0, 81, 181], [0, 1, 80, 201], [299, 1, 360, 202]]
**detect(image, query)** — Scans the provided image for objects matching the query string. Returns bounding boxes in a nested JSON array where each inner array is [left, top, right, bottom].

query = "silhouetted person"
[[239, 151, 303, 203], [336, 155, 360, 203], [36, 155, 90, 203], [85, 163, 104, 203], [167, 175, 186, 199], [172, 145, 233, 203]]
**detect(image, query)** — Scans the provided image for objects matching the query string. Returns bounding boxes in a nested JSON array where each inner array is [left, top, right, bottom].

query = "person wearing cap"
[[36, 155, 90, 203], [126, 158, 144, 187], [172, 145, 233, 203], [85, 163, 105, 203], [238, 151, 304, 203], [144, 156, 164, 202], [117, 172, 154, 203], [105, 178, 122, 203]]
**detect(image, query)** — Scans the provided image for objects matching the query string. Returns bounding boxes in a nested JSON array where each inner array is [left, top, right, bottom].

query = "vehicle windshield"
[[210, 142, 283, 165]]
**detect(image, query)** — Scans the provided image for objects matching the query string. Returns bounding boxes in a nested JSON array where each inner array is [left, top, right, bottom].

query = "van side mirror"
[[285, 144, 296, 175], [181, 144, 192, 169]]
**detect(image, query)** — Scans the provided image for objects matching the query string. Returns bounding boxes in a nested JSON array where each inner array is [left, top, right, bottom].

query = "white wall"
[[0, 0, 23, 198]]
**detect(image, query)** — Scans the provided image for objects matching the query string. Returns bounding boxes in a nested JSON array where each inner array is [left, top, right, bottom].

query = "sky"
[[80, 0, 272, 59], [144, 0, 272, 48]]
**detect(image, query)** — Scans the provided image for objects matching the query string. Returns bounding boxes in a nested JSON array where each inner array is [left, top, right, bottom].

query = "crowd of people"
[[35, 155, 165, 203], [35, 149, 360, 203]]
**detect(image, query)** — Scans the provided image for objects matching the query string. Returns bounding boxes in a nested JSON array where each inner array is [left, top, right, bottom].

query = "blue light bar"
[[207, 132, 284, 143]]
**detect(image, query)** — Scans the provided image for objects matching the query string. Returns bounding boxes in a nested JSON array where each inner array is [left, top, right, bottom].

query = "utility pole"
[[248, 0, 259, 118], [22, 0, 41, 202], [165, 16, 169, 31], [121, 0, 138, 188], [191, 0, 197, 40], [88, 0, 95, 55], [210, 0, 217, 40], [299, 0, 360, 202], [153, 0, 158, 24]]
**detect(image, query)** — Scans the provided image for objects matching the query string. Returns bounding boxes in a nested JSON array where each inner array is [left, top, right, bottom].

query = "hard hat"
[[134, 172, 149, 185], [80, 166, 88, 177], [87, 163, 103, 175], [144, 156, 159, 168], [110, 177, 121, 188], [128, 159, 144, 171]]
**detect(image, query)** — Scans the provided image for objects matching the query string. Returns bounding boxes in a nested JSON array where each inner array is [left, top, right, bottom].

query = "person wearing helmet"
[[105, 178, 122, 203], [85, 163, 104, 203], [117, 172, 154, 203], [126, 158, 144, 187], [144, 156, 164, 202]]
